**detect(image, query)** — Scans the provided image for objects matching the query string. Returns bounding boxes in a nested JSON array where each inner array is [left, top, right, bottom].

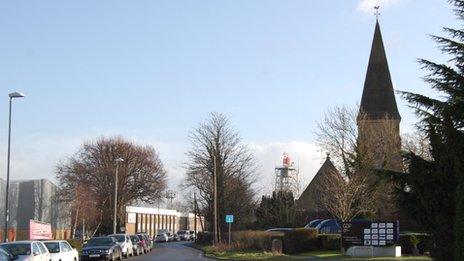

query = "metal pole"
[[228, 223, 231, 246], [193, 192, 197, 242], [3, 98, 12, 242], [213, 154, 218, 245], [113, 162, 119, 234]]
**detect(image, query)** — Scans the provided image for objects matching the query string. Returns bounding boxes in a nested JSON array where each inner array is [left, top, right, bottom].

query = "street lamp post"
[[113, 157, 124, 234], [213, 154, 218, 245], [3, 92, 25, 242]]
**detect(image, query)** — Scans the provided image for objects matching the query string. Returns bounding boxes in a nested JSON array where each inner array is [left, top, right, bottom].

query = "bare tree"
[[315, 105, 403, 221], [402, 131, 431, 160], [56, 136, 167, 234], [184, 113, 257, 240], [314, 164, 376, 222]]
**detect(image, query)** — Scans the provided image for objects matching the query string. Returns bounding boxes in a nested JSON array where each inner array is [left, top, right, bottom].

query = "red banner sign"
[[29, 220, 52, 240]]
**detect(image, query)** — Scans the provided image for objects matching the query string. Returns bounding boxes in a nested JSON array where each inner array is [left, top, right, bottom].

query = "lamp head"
[[9, 92, 25, 98]]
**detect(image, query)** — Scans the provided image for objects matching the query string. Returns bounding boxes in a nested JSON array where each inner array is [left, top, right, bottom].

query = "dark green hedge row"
[[399, 233, 430, 255], [282, 228, 318, 254]]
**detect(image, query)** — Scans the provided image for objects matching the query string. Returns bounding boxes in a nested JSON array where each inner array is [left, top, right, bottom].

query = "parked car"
[[81, 236, 122, 261], [315, 219, 341, 234], [176, 230, 191, 241], [265, 228, 294, 233], [43, 240, 79, 261], [0, 247, 14, 261], [304, 219, 323, 228], [154, 233, 169, 243], [189, 231, 196, 241], [0, 241, 50, 261], [109, 234, 133, 258], [136, 234, 151, 252], [131, 235, 144, 256], [165, 232, 174, 242], [172, 233, 179, 242]]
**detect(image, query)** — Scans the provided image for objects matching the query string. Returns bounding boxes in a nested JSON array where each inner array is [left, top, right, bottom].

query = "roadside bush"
[[196, 231, 213, 245], [399, 233, 430, 254], [318, 234, 340, 251], [283, 228, 318, 254], [232, 230, 274, 251], [67, 239, 83, 252]]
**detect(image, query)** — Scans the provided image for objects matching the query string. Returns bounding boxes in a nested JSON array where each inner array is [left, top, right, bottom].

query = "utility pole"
[[113, 157, 124, 234], [213, 154, 218, 245], [193, 192, 197, 242]]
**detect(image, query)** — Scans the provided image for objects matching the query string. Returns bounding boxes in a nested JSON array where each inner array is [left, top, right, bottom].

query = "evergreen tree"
[[395, 1, 464, 259], [254, 191, 300, 229]]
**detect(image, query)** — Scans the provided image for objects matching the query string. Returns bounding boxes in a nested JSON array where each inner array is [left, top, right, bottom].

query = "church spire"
[[359, 21, 401, 120]]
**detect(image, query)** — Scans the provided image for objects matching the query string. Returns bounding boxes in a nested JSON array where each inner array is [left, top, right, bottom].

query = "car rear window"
[[44, 242, 60, 253], [1, 243, 31, 256], [86, 237, 114, 247]]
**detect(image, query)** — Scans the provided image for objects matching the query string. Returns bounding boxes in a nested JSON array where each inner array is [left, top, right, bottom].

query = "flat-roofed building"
[[125, 206, 203, 237]]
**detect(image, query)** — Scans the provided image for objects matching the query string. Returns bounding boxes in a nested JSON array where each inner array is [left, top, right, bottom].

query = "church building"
[[297, 19, 402, 217]]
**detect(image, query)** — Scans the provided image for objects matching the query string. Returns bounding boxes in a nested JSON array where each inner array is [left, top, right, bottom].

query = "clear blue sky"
[[0, 0, 458, 196]]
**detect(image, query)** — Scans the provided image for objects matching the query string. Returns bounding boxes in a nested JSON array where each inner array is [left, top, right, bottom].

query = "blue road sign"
[[225, 215, 234, 223]]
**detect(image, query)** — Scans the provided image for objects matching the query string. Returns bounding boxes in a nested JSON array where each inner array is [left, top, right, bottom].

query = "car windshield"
[[1, 243, 31, 256], [156, 234, 164, 237], [130, 236, 138, 242], [43, 242, 60, 253], [86, 238, 114, 247], [177, 231, 186, 234], [113, 236, 125, 243]]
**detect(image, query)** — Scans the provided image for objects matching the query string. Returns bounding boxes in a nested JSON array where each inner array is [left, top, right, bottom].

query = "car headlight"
[[103, 249, 111, 254], [82, 250, 88, 255]]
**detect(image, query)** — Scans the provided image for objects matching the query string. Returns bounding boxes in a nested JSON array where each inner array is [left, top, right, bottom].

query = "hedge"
[[318, 234, 341, 251], [399, 233, 430, 255], [232, 230, 275, 251], [196, 231, 213, 245], [283, 228, 318, 254]]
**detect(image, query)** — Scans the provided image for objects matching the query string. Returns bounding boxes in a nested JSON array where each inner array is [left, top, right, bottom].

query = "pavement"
[[129, 241, 214, 261]]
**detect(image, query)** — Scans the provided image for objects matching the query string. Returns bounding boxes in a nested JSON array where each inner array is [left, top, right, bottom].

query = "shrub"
[[318, 234, 340, 251], [232, 230, 274, 251], [283, 228, 318, 254], [399, 233, 430, 254], [196, 231, 213, 245], [67, 239, 83, 252]]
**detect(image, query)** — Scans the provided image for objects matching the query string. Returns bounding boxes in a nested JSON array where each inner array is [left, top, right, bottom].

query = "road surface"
[[130, 241, 214, 261]]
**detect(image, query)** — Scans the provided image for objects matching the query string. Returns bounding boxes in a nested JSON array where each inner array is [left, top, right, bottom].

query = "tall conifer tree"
[[398, 1, 464, 259]]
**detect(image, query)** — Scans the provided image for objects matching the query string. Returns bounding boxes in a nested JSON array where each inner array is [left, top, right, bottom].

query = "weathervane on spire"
[[374, 6, 381, 20]]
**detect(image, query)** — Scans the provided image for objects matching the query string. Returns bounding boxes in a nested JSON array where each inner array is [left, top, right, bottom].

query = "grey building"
[[0, 178, 71, 240]]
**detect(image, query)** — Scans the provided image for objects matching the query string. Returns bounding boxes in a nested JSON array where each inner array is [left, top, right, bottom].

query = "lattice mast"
[[274, 152, 299, 195]]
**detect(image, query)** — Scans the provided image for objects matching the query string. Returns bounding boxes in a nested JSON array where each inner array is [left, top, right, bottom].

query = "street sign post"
[[225, 215, 234, 245]]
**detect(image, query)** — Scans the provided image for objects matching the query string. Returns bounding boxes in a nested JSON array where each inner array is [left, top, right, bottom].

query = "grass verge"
[[301, 250, 432, 260]]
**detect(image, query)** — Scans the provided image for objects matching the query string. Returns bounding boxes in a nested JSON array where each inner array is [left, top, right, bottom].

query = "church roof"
[[296, 155, 341, 211], [359, 21, 401, 120]]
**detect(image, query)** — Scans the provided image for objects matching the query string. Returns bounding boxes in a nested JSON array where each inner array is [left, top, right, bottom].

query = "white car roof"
[[1, 241, 37, 244]]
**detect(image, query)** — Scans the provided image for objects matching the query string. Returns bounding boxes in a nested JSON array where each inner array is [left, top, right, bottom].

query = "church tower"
[[357, 20, 402, 171]]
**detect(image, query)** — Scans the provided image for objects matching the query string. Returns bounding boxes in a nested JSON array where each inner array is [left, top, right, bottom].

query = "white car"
[[154, 234, 168, 243], [109, 234, 133, 258], [43, 240, 78, 261], [0, 241, 50, 261]]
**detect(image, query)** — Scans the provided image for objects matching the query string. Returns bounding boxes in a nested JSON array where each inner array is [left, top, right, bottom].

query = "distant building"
[[124, 206, 203, 236], [0, 178, 71, 241]]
